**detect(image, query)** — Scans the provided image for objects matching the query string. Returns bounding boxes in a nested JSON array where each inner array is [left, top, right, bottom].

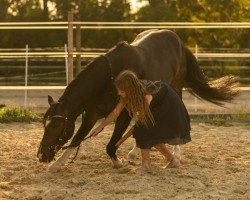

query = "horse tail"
[[184, 47, 240, 106]]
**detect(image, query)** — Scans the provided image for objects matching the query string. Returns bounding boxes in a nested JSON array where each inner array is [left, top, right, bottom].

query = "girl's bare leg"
[[154, 143, 180, 168], [135, 148, 152, 172]]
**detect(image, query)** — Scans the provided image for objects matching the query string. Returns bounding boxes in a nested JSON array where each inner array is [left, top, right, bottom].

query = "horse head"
[[37, 95, 72, 163], [37, 44, 136, 163]]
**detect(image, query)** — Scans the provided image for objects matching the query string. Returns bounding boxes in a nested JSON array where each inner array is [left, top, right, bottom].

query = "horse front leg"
[[47, 148, 76, 172], [48, 111, 99, 172], [106, 109, 131, 168]]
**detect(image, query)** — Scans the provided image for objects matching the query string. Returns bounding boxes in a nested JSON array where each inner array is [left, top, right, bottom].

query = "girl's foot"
[[135, 159, 152, 173], [164, 156, 181, 169], [134, 165, 152, 173]]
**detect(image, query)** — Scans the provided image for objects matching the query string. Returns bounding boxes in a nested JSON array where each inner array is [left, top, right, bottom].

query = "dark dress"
[[133, 81, 191, 149]]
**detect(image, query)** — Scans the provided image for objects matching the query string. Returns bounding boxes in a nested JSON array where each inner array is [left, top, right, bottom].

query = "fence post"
[[64, 44, 69, 85], [76, 16, 81, 75], [194, 44, 198, 113], [67, 11, 74, 84], [24, 44, 28, 108]]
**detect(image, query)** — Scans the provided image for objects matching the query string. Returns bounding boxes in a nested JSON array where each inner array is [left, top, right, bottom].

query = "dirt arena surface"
[[0, 121, 249, 200]]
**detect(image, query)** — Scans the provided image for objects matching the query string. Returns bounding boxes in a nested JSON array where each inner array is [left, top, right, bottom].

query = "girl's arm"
[[90, 101, 125, 137], [115, 125, 135, 147]]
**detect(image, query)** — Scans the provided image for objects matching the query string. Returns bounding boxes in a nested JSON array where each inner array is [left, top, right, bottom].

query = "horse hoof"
[[47, 163, 61, 173], [112, 158, 123, 169], [164, 157, 181, 169], [172, 152, 181, 161]]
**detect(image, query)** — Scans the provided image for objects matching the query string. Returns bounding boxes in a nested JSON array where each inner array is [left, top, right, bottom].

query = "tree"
[[0, 0, 10, 21], [43, 0, 49, 20], [76, 0, 133, 48]]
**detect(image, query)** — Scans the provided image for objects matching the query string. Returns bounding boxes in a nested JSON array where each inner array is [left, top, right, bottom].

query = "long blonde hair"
[[114, 70, 155, 127]]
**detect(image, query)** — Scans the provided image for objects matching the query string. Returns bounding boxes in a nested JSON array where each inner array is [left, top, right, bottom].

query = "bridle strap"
[[43, 114, 67, 126], [62, 135, 92, 150], [47, 115, 67, 120], [101, 55, 114, 80], [43, 114, 68, 147]]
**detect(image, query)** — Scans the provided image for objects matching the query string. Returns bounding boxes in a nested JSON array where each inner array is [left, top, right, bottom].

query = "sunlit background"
[[0, 0, 249, 96]]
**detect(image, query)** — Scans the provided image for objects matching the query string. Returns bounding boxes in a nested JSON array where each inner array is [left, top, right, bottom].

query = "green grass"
[[0, 107, 41, 123], [204, 116, 229, 126], [191, 112, 250, 126], [232, 112, 250, 122], [0, 106, 249, 126]]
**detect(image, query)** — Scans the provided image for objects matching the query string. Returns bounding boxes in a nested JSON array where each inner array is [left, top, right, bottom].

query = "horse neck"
[[59, 57, 110, 116], [107, 44, 142, 78], [106, 47, 136, 78]]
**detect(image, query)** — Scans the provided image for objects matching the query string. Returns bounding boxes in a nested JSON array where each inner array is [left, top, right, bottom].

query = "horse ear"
[[48, 95, 54, 106]]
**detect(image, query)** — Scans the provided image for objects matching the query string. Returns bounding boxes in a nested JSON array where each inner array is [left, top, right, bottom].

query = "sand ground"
[[0, 122, 249, 200]]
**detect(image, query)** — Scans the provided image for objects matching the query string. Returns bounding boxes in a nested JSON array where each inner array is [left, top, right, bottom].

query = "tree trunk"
[[43, 0, 48, 20]]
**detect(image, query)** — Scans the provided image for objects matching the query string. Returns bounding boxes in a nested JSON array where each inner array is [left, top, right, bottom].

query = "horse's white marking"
[[111, 157, 123, 168], [47, 145, 180, 172], [172, 145, 181, 160], [38, 153, 42, 160], [47, 147, 75, 172], [127, 144, 181, 160]]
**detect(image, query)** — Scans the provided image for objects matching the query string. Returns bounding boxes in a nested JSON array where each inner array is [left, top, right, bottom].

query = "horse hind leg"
[[169, 81, 185, 161], [127, 144, 140, 160], [172, 145, 181, 160]]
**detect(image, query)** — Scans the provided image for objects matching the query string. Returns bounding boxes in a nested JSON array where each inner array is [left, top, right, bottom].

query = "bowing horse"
[[37, 29, 238, 171]]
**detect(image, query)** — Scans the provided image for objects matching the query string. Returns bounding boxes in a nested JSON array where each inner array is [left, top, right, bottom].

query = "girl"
[[90, 70, 191, 172]]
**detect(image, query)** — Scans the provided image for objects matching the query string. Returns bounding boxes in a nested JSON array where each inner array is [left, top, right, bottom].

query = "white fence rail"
[[0, 52, 250, 58], [0, 86, 249, 91], [0, 22, 250, 29], [0, 21, 250, 108]]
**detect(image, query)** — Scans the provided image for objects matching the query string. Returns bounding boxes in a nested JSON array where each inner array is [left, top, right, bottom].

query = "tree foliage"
[[0, 0, 249, 49]]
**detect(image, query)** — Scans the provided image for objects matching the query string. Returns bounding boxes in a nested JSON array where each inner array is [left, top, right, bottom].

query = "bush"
[[232, 112, 250, 123], [0, 107, 41, 123]]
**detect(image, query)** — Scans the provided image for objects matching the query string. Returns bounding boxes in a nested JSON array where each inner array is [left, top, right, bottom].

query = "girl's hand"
[[115, 125, 134, 147], [90, 126, 104, 137], [115, 139, 123, 148]]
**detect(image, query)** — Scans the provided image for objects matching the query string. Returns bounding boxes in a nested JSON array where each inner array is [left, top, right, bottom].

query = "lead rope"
[[68, 145, 80, 164], [62, 129, 103, 164], [63, 135, 92, 164]]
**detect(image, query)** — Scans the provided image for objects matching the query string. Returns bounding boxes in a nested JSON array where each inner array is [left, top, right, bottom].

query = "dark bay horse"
[[37, 29, 238, 170]]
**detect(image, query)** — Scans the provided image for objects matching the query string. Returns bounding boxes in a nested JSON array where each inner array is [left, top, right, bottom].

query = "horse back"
[[130, 29, 185, 84]]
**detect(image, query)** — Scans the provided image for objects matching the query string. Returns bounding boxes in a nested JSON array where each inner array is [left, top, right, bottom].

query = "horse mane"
[[106, 41, 129, 53], [59, 41, 130, 103], [58, 56, 105, 102], [116, 41, 128, 48]]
